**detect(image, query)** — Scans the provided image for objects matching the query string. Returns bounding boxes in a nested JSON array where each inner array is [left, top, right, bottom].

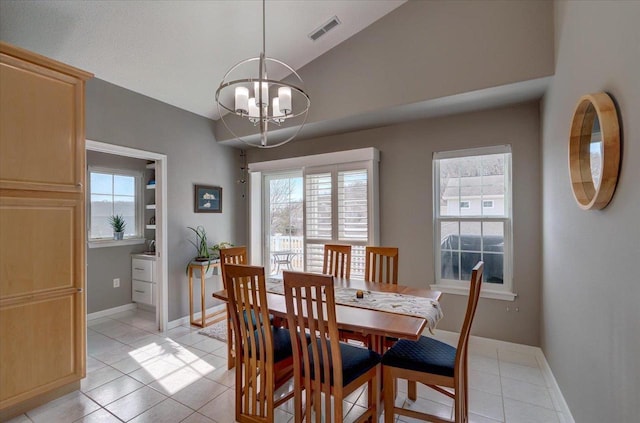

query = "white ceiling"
[[0, 0, 406, 120]]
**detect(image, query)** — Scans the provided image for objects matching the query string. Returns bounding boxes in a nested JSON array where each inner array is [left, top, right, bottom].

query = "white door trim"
[[85, 140, 168, 332]]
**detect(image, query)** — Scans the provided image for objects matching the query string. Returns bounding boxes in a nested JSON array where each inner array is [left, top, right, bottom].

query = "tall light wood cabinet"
[[0, 42, 93, 418]]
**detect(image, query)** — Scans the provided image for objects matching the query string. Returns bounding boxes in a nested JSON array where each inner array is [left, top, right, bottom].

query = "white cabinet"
[[132, 255, 156, 306]]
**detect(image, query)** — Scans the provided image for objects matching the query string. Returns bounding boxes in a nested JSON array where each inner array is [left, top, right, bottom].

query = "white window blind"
[[305, 172, 332, 240], [305, 165, 370, 279], [338, 169, 368, 241]]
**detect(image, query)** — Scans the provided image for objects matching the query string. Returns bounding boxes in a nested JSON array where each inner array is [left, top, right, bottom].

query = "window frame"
[[248, 148, 379, 273], [88, 166, 145, 247], [431, 145, 516, 301]]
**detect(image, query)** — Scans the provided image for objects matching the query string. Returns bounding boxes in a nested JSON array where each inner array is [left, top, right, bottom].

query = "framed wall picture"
[[194, 184, 222, 213]]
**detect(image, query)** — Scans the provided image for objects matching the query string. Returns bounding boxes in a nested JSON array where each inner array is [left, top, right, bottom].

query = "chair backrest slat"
[[364, 246, 399, 284], [323, 244, 352, 279], [224, 263, 274, 422], [219, 246, 247, 288], [455, 261, 484, 381], [283, 271, 342, 421]]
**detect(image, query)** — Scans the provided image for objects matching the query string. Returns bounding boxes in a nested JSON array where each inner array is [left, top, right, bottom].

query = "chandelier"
[[215, 0, 310, 148]]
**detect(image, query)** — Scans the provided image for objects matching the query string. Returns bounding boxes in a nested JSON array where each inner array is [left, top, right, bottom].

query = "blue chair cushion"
[[248, 326, 294, 364], [242, 309, 274, 327], [382, 336, 456, 377], [308, 340, 381, 387]]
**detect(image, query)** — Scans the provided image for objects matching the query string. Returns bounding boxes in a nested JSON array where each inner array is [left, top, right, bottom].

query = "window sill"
[[88, 238, 146, 249], [430, 284, 517, 301]]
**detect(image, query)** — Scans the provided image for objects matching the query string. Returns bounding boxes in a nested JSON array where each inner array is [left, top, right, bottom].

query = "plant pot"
[[194, 256, 210, 262], [114, 231, 124, 240]]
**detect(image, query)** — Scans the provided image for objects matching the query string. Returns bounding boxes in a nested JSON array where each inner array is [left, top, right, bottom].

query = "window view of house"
[[89, 170, 140, 240], [434, 146, 512, 289]]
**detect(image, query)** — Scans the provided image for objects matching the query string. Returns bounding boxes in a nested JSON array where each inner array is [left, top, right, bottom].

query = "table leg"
[[201, 269, 206, 326], [188, 267, 195, 326]]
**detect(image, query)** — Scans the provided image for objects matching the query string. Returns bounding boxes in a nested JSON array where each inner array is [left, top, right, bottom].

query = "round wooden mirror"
[[569, 93, 620, 210]]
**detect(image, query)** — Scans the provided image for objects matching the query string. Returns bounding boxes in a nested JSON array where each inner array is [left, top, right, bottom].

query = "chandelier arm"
[[254, 104, 310, 149], [217, 98, 306, 149]]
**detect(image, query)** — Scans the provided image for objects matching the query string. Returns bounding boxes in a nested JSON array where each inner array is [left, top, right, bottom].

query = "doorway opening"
[[85, 140, 168, 332]]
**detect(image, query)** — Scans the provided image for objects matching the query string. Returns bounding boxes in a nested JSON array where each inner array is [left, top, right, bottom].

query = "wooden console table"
[[187, 260, 225, 327]]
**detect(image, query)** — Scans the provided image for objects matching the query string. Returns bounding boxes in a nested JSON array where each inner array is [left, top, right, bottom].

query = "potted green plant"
[[187, 225, 210, 261], [108, 214, 127, 240], [186, 225, 213, 276], [210, 241, 234, 259]]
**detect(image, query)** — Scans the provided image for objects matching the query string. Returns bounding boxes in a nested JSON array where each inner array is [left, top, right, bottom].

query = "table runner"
[[266, 278, 443, 331]]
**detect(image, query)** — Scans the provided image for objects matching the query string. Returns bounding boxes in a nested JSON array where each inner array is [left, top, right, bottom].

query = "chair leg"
[[335, 393, 343, 423], [408, 380, 417, 401], [371, 366, 380, 422], [226, 307, 235, 370], [383, 366, 395, 423]]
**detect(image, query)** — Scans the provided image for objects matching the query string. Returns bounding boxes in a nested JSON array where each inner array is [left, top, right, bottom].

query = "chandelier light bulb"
[[278, 87, 292, 115], [234, 86, 249, 115], [254, 81, 269, 107], [272, 97, 284, 123], [248, 97, 259, 121]]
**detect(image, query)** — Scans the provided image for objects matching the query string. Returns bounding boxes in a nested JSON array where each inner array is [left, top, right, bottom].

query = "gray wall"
[[86, 79, 246, 322], [86, 151, 149, 313], [540, 2, 640, 422], [248, 101, 542, 346], [216, 0, 554, 141]]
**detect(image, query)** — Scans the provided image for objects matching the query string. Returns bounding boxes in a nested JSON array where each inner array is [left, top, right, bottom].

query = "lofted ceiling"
[[0, 0, 406, 121]]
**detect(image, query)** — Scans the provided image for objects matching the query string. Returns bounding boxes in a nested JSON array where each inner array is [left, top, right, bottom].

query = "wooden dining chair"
[[364, 246, 399, 284], [342, 246, 399, 347], [219, 246, 247, 369], [323, 244, 351, 279], [382, 261, 484, 423], [224, 264, 295, 423], [282, 270, 381, 423]]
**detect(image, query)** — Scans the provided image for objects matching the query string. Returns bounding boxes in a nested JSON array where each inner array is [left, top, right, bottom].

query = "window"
[[433, 145, 514, 299], [305, 165, 370, 279], [264, 171, 304, 274], [250, 148, 379, 278], [89, 168, 143, 240]]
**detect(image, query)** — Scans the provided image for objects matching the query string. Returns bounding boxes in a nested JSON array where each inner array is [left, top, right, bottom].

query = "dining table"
[[212, 276, 442, 354]]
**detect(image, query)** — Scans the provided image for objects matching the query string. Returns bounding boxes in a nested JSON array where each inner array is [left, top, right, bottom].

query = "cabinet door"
[[132, 258, 154, 283], [0, 290, 83, 408], [0, 52, 85, 192], [0, 195, 85, 409], [0, 196, 83, 297]]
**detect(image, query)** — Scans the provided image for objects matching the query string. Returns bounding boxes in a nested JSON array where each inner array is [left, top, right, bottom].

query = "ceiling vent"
[[308, 16, 341, 41]]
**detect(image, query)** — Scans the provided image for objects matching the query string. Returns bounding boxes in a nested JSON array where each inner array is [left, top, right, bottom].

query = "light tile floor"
[[7, 309, 571, 423]]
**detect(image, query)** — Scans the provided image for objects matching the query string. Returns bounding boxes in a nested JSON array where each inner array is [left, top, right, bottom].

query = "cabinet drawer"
[[132, 258, 153, 282], [132, 280, 154, 305]]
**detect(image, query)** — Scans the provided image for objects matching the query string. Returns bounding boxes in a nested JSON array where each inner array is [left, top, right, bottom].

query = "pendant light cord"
[[262, 0, 266, 55]]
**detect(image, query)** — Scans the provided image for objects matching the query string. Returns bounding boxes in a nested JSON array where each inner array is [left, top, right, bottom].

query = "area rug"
[[198, 319, 227, 343]]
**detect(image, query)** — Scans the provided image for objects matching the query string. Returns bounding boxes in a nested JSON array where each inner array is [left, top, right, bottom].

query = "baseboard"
[[87, 303, 137, 321], [167, 304, 226, 330], [430, 330, 575, 423], [536, 350, 575, 423]]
